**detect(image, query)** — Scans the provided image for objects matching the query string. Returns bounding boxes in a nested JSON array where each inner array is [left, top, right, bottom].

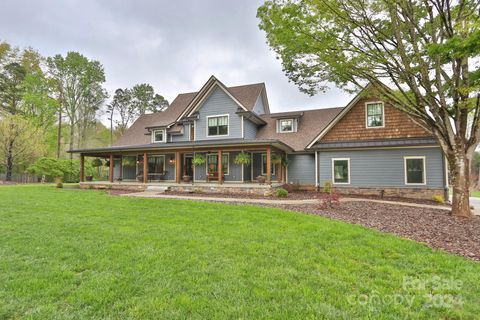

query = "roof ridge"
[[267, 106, 344, 115]]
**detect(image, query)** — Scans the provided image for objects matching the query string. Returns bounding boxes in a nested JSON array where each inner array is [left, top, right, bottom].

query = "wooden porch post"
[[218, 150, 223, 184], [266, 146, 271, 184], [175, 151, 181, 183], [143, 152, 148, 184], [277, 162, 282, 183], [80, 154, 85, 182], [109, 155, 114, 183]]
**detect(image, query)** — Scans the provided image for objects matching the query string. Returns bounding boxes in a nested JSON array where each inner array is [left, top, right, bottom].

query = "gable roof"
[[113, 81, 266, 147], [305, 84, 373, 149], [256, 107, 344, 152], [177, 76, 265, 120]]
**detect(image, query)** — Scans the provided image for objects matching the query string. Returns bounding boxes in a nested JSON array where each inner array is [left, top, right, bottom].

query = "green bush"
[[323, 180, 333, 194], [432, 194, 445, 204], [276, 188, 288, 198], [27, 157, 94, 183]]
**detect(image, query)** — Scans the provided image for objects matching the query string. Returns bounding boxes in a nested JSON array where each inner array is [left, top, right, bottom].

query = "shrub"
[[323, 180, 333, 194], [276, 188, 288, 198], [432, 194, 445, 204], [319, 191, 341, 208], [54, 177, 63, 188], [27, 157, 94, 183]]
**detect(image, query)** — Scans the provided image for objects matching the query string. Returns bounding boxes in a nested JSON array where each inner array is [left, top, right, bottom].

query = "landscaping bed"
[[164, 190, 445, 206]]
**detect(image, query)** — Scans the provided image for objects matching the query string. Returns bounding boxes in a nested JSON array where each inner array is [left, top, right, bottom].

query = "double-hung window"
[[404, 156, 426, 185], [207, 115, 229, 137], [278, 119, 294, 133], [366, 102, 384, 128], [332, 158, 350, 184], [152, 129, 165, 143]]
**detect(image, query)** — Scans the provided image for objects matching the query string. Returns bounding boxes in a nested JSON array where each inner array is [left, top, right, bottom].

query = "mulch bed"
[[165, 190, 446, 206], [266, 201, 480, 261]]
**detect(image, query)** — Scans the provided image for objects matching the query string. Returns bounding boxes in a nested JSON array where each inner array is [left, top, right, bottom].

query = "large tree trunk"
[[5, 140, 14, 182], [449, 151, 473, 218]]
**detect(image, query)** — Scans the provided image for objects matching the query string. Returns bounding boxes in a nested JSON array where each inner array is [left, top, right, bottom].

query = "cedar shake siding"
[[321, 98, 432, 142]]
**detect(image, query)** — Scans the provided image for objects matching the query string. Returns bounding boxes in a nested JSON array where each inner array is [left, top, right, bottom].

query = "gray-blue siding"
[[252, 93, 265, 115], [318, 147, 444, 188], [171, 124, 190, 142], [195, 87, 243, 140], [244, 119, 257, 139], [287, 154, 316, 185]]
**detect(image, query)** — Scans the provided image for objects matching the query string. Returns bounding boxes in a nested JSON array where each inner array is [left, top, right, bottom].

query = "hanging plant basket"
[[234, 152, 251, 166]]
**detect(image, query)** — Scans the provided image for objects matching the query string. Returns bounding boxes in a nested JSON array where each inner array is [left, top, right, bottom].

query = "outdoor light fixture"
[[169, 157, 175, 165]]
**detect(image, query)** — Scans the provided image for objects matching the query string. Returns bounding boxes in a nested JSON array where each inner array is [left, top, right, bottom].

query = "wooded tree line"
[[0, 41, 168, 181]]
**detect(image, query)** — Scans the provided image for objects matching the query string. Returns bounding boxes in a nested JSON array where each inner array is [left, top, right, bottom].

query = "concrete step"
[[145, 186, 169, 193]]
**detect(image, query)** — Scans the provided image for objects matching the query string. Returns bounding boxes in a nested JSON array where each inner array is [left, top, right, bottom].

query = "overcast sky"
[[0, 0, 353, 114]]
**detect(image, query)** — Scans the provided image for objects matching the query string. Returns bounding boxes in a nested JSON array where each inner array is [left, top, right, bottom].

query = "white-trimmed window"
[[207, 115, 229, 137], [206, 153, 229, 175], [152, 129, 166, 143], [366, 102, 384, 128], [404, 156, 426, 185], [332, 158, 350, 184], [261, 154, 276, 175], [278, 119, 294, 133]]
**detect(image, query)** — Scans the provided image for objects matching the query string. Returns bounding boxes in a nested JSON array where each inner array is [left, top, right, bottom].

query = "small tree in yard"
[[258, 0, 480, 217]]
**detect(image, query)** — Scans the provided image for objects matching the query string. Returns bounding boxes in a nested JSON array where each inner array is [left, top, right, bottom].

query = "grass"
[[470, 190, 480, 198], [0, 185, 479, 319]]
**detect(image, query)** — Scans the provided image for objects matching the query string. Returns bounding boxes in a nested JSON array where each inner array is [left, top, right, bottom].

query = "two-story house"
[[71, 76, 448, 199]]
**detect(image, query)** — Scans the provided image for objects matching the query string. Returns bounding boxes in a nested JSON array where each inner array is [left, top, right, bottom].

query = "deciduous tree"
[[258, 0, 480, 217]]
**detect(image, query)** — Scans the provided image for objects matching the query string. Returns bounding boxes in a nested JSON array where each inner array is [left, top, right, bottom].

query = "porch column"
[[143, 152, 148, 184], [175, 151, 181, 183], [218, 150, 223, 184], [266, 146, 272, 184], [277, 162, 282, 183], [80, 154, 85, 182], [109, 154, 114, 183]]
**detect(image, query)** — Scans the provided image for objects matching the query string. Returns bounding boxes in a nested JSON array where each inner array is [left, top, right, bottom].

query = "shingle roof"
[[256, 107, 344, 152], [114, 83, 264, 147]]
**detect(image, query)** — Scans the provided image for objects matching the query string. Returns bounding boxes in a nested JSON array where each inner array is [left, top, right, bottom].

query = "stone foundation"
[[79, 182, 147, 191], [326, 186, 445, 200], [168, 185, 274, 196]]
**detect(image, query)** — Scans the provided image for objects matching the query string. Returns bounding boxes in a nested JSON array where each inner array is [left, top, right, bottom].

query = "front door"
[[184, 156, 193, 177]]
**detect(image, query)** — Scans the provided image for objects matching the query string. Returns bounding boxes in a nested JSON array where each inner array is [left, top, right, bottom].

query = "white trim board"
[[332, 158, 350, 185], [404, 156, 427, 185]]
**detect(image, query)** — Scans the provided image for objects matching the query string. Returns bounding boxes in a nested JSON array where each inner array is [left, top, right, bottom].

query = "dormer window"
[[366, 102, 384, 128], [278, 119, 294, 133], [152, 129, 166, 143]]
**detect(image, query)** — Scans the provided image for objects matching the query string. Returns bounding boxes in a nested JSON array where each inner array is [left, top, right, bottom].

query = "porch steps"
[[145, 186, 170, 194]]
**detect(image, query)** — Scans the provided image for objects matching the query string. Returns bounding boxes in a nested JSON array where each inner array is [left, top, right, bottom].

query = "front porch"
[[77, 143, 289, 192], [79, 181, 284, 195]]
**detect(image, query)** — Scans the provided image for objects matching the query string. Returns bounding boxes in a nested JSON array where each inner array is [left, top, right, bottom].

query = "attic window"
[[152, 129, 166, 143], [366, 102, 384, 128], [278, 119, 294, 133]]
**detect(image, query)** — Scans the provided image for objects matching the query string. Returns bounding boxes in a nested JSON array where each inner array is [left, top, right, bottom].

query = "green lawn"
[[470, 190, 480, 198], [0, 186, 479, 319]]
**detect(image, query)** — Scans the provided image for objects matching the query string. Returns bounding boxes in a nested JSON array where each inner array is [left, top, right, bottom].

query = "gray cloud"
[[0, 0, 353, 113]]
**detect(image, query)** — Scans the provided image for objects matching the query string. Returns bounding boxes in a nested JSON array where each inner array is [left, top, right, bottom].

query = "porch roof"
[[68, 139, 293, 156]]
